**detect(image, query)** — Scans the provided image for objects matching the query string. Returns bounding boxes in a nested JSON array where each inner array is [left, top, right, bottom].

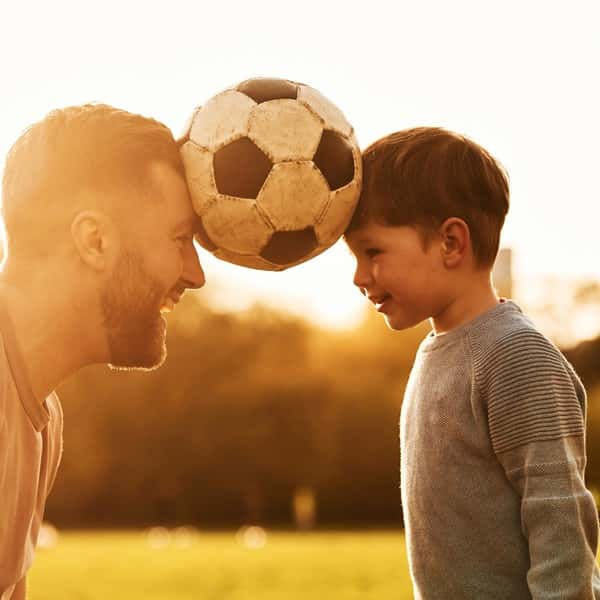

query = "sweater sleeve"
[[478, 328, 600, 599]]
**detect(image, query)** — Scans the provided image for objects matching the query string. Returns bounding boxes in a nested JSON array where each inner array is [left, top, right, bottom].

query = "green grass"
[[28, 530, 413, 600]]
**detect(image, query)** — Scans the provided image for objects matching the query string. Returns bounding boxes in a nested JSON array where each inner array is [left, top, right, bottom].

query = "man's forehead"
[[145, 161, 196, 218], [147, 161, 188, 194]]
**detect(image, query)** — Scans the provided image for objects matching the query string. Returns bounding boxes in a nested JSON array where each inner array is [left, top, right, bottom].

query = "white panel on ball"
[[257, 162, 330, 230], [248, 100, 323, 162], [180, 106, 200, 140], [202, 197, 273, 254], [314, 180, 362, 245], [297, 86, 353, 138], [190, 90, 256, 151], [180, 142, 218, 216]]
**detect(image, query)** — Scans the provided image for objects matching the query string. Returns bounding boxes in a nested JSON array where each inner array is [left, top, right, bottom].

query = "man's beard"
[[101, 248, 168, 371]]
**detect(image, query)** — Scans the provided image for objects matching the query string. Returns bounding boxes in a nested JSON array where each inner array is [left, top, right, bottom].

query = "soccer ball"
[[179, 77, 362, 271]]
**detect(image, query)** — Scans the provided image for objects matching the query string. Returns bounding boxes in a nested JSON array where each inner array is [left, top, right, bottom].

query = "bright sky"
[[1, 0, 598, 332]]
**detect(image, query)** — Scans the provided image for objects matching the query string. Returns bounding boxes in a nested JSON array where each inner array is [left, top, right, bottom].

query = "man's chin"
[[108, 351, 166, 372], [107, 321, 167, 371]]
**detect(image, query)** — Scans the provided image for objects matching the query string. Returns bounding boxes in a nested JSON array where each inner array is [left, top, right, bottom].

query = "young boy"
[[345, 127, 600, 598]]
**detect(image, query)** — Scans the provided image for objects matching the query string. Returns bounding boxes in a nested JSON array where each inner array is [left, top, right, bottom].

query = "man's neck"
[[0, 274, 106, 402], [431, 275, 500, 335]]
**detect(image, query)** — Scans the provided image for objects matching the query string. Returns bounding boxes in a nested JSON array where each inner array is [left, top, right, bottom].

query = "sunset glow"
[[1, 0, 598, 339]]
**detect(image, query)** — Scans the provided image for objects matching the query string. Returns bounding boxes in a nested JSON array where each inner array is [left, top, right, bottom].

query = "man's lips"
[[160, 300, 175, 314], [160, 294, 182, 314]]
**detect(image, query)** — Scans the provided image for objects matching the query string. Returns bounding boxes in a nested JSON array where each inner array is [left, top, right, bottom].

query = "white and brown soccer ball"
[[179, 77, 362, 271]]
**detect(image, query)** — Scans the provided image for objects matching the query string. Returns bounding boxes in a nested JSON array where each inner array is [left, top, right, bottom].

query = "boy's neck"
[[430, 275, 500, 335]]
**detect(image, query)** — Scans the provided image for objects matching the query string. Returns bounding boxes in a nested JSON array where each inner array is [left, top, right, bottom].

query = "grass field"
[[28, 530, 414, 600]]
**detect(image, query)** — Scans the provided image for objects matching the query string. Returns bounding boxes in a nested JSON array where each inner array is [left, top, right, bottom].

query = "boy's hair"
[[348, 127, 509, 268], [1, 103, 184, 259]]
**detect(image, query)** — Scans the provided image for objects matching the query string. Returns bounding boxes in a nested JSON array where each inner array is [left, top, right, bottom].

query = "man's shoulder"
[[0, 334, 9, 415], [46, 391, 63, 430], [0, 329, 7, 366]]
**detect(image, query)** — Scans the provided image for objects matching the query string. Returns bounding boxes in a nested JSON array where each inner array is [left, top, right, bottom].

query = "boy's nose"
[[353, 263, 373, 291]]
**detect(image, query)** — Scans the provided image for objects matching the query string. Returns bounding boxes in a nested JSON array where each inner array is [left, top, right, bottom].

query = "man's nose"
[[182, 242, 206, 290]]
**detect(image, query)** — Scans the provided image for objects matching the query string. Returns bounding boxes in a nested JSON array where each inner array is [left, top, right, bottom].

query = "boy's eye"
[[365, 248, 381, 258]]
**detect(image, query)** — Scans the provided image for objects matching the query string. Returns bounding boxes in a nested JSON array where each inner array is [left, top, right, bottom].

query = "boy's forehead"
[[345, 222, 387, 244]]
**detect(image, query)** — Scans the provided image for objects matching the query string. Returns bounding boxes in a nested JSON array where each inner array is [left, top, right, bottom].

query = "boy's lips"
[[376, 299, 393, 313], [368, 293, 393, 311]]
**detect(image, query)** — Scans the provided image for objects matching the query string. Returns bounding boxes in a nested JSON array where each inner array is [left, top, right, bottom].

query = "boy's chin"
[[383, 312, 423, 332]]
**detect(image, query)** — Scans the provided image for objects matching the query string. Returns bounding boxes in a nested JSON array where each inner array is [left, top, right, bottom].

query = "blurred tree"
[[564, 336, 600, 390], [46, 293, 427, 527], [523, 277, 600, 347], [562, 280, 600, 389], [45, 289, 599, 528]]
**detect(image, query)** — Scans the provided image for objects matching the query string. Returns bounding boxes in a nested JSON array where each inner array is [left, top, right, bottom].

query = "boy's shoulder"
[[469, 300, 552, 348], [418, 301, 541, 358], [468, 300, 547, 354], [468, 301, 581, 388]]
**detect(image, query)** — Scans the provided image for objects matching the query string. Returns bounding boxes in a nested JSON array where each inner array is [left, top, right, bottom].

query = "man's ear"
[[439, 217, 470, 268], [70, 211, 117, 271]]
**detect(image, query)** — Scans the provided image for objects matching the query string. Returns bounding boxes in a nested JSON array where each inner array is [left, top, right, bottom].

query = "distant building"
[[493, 248, 513, 299]]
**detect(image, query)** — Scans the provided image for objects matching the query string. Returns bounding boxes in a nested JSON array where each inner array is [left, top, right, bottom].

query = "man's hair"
[[1, 103, 184, 259], [347, 127, 509, 268]]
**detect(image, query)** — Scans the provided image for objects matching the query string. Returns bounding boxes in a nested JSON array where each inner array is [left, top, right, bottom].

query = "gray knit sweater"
[[401, 300, 600, 599]]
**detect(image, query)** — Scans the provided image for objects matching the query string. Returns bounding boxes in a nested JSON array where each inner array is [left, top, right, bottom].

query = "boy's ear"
[[439, 217, 470, 268], [70, 210, 118, 271]]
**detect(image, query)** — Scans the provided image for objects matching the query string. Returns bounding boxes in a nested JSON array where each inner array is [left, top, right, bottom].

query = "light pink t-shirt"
[[0, 302, 63, 600]]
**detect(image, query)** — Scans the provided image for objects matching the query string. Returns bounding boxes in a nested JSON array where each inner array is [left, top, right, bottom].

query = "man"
[[0, 104, 205, 598]]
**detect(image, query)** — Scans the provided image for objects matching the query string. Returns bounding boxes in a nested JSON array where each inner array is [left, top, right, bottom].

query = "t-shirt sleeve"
[[0, 357, 18, 598], [0, 352, 31, 598], [478, 328, 600, 598]]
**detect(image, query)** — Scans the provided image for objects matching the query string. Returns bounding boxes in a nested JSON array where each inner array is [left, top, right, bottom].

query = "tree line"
[[45, 294, 600, 528]]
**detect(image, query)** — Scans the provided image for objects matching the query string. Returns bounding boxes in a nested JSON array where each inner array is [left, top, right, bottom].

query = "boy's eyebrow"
[[351, 236, 374, 246]]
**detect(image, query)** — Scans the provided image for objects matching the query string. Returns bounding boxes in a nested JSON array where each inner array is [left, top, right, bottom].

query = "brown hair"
[[1, 103, 183, 259], [347, 127, 509, 267]]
